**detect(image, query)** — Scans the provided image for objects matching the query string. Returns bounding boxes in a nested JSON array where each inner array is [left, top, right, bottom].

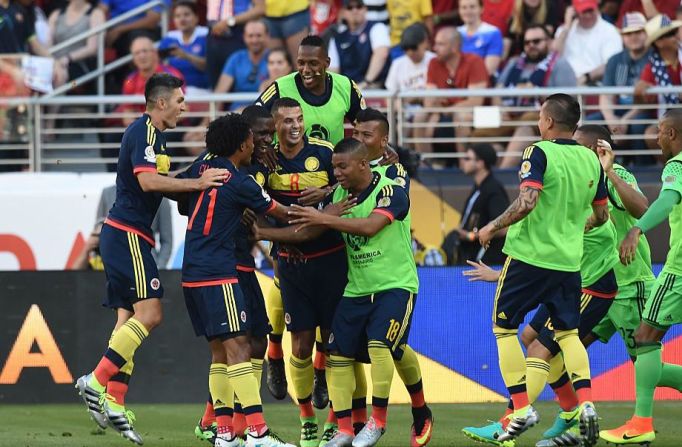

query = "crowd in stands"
[[3, 0, 682, 169]]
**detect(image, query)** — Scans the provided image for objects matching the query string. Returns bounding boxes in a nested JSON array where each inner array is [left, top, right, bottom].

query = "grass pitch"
[[0, 402, 679, 447]]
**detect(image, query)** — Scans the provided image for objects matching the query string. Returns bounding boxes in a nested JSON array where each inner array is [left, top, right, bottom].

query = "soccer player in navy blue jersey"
[[75, 74, 228, 445], [180, 114, 296, 447]]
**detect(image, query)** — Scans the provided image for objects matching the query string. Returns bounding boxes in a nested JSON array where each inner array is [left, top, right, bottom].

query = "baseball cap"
[[399, 23, 428, 50], [573, 0, 598, 14], [621, 12, 647, 34]]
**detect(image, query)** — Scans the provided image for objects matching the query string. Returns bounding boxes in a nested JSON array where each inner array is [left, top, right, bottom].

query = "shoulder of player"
[[307, 137, 335, 152], [519, 144, 545, 160]]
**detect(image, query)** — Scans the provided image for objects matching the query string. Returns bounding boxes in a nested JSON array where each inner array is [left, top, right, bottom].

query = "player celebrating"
[[75, 74, 227, 445], [285, 138, 418, 447], [181, 113, 296, 447], [476, 94, 609, 445], [601, 109, 682, 445]]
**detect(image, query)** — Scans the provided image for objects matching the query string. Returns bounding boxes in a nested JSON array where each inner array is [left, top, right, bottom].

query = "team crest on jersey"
[[310, 124, 330, 141], [304, 156, 320, 171], [144, 145, 157, 163], [240, 311, 247, 323], [378, 197, 391, 207], [254, 171, 266, 186], [519, 160, 531, 179], [150, 278, 161, 290], [284, 313, 291, 324], [394, 177, 406, 187], [345, 233, 369, 251]]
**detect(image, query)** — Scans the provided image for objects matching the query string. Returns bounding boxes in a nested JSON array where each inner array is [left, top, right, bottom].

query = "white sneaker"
[[101, 395, 143, 445], [215, 432, 245, 447], [74, 374, 108, 429], [245, 429, 296, 447], [352, 417, 385, 447]]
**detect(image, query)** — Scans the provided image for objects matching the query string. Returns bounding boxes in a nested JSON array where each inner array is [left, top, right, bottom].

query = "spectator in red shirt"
[[635, 14, 682, 153], [413, 26, 488, 157], [618, 0, 678, 25], [482, 0, 514, 34]]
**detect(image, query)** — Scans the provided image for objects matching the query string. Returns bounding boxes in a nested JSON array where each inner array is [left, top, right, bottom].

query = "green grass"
[[0, 402, 679, 446]]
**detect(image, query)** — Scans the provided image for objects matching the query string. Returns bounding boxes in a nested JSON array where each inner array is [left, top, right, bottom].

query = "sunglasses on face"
[[524, 38, 545, 46]]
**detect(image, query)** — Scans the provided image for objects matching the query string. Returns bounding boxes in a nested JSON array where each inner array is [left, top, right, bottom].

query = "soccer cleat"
[[411, 405, 434, 447], [312, 368, 329, 409], [266, 358, 288, 400], [74, 374, 108, 429], [578, 402, 599, 446], [195, 419, 218, 444], [543, 408, 579, 439], [215, 433, 245, 447], [101, 395, 144, 445], [599, 416, 655, 445], [300, 420, 319, 447], [352, 417, 385, 447], [461, 421, 515, 447], [319, 423, 338, 447], [353, 423, 365, 436], [245, 429, 296, 447], [535, 427, 581, 447], [323, 431, 354, 447], [497, 405, 539, 441]]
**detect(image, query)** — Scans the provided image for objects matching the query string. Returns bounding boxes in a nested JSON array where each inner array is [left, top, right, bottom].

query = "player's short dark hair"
[[543, 93, 581, 132], [145, 73, 184, 108], [355, 108, 389, 136], [205, 113, 251, 157], [242, 105, 273, 126], [468, 143, 497, 170], [524, 23, 552, 38], [173, 0, 197, 14], [577, 124, 614, 147], [335, 137, 368, 157], [271, 97, 302, 117], [662, 108, 682, 132], [299, 35, 327, 53]]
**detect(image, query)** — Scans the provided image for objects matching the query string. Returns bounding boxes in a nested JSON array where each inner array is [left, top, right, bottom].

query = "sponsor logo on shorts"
[[328, 333, 334, 344], [284, 313, 291, 324], [150, 278, 160, 290], [241, 311, 247, 323]]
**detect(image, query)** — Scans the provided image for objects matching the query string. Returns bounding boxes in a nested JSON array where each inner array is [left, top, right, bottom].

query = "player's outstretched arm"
[[137, 168, 228, 193], [462, 260, 501, 282], [597, 139, 649, 218], [287, 204, 389, 237], [478, 185, 540, 248]]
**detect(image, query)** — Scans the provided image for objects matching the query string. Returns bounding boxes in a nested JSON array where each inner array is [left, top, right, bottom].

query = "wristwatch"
[[227, 16, 236, 27]]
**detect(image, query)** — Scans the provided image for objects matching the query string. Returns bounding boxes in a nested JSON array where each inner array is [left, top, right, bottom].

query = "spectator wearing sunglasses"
[[214, 19, 270, 111]]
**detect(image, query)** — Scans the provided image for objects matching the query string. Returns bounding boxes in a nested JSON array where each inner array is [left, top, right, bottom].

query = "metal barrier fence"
[[1, 86, 681, 172]]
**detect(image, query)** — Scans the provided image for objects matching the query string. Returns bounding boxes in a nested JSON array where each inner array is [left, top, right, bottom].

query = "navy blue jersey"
[[251, 136, 344, 256], [181, 153, 276, 285], [235, 167, 257, 270], [107, 114, 171, 244]]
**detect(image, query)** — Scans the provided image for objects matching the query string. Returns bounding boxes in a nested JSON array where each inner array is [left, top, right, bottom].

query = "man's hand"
[[477, 223, 495, 249], [608, 121, 627, 136], [620, 227, 642, 265], [564, 6, 575, 25], [298, 187, 330, 206], [280, 244, 307, 264], [379, 146, 400, 166], [322, 195, 357, 216], [462, 260, 500, 282], [241, 208, 257, 227], [196, 168, 229, 189], [287, 204, 328, 232], [211, 19, 230, 36], [596, 138, 615, 173], [255, 145, 278, 172], [168, 46, 188, 60]]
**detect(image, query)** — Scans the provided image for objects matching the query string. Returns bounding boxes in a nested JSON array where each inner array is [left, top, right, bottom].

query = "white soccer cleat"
[[74, 374, 108, 430], [215, 432, 245, 447], [352, 417, 385, 447], [245, 429, 296, 447], [498, 405, 540, 441], [324, 431, 354, 447], [101, 395, 144, 445]]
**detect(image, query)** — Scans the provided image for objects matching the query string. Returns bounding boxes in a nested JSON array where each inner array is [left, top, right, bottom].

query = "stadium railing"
[[1, 86, 681, 172]]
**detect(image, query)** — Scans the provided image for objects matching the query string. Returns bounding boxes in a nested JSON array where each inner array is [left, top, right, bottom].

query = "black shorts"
[[493, 257, 582, 330], [328, 289, 416, 361], [530, 269, 617, 356], [100, 223, 163, 311], [183, 281, 248, 340], [238, 269, 272, 338], [278, 249, 347, 332]]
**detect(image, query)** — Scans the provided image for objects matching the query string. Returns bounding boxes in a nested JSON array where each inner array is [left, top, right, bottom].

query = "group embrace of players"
[[73, 34, 682, 447]]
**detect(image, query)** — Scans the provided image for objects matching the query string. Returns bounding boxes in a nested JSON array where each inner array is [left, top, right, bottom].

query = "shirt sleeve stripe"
[[134, 166, 157, 174], [372, 208, 395, 222], [593, 197, 608, 205], [264, 200, 278, 214], [520, 180, 543, 190]]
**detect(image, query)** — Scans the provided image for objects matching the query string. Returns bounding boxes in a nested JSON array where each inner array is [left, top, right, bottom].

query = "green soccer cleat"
[[319, 423, 338, 447], [300, 419, 319, 447], [195, 419, 217, 444], [100, 395, 144, 445], [535, 426, 581, 447], [461, 421, 515, 447], [542, 408, 579, 439], [600, 417, 656, 445]]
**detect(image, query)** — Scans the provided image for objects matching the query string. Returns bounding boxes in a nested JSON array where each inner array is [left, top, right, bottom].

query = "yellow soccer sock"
[[290, 354, 315, 418], [493, 327, 529, 409], [328, 355, 355, 435], [209, 363, 234, 414], [251, 358, 264, 390], [368, 342, 394, 428], [353, 361, 367, 400], [547, 354, 566, 384], [109, 318, 149, 363], [227, 362, 262, 409], [555, 329, 592, 403], [526, 357, 550, 404], [395, 344, 422, 387], [266, 278, 284, 336]]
